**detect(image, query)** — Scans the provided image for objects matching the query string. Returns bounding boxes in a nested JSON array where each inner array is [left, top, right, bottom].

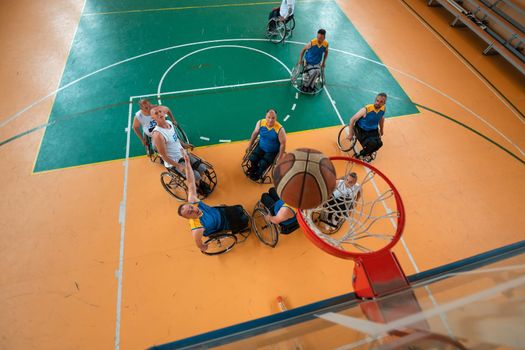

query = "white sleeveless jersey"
[[152, 121, 183, 167], [333, 180, 361, 200], [135, 110, 157, 137]]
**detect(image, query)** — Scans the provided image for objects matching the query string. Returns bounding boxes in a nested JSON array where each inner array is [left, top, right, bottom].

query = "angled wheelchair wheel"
[[160, 171, 188, 201], [311, 211, 343, 235], [252, 207, 279, 248], [175, 124, 190, 145], [203, 234, 237, 255], [267, 19, 286, 44], [337, 125, 357, 152], [290, 64, 303, 88]]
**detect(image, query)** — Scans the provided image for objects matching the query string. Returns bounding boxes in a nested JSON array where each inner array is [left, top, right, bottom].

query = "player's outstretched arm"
[[183, 149, 198, 203], [347, 107, 366, 139], [379, 116, 385, 136], [192, 228, 208, 252], [277, 128, 287, 160]]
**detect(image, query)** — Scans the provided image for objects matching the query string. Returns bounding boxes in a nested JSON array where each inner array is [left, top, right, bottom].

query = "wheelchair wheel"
[[160, 171, 188, 201], [337, 125, 357, 152], [252, 207, 279, 248], [203, 234, 237, 255], [286, 16, 295, 31], [311, 211, 342, 235], [175, 124, 190, 145], [315, 67, 326, 92], [268, 20, 286, 44]]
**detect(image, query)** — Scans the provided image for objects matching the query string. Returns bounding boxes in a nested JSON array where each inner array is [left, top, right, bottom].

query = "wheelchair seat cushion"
[[279, 220, 299, 235], [219, 205, 250, 234]]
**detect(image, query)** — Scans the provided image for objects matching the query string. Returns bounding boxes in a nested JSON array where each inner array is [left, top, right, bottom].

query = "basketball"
[[273, 148, 337, 209]]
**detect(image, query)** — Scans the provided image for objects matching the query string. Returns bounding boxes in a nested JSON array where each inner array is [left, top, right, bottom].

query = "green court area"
[[34, 0, 419, 172]]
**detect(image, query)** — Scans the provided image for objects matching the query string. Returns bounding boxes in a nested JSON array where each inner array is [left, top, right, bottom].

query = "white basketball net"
[[300, 160, 401, 254]]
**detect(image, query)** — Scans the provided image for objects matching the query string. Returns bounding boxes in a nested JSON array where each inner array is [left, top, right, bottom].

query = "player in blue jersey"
[[347, 93, 387, 159], [246, 109, 287, 181], [297, 29, 329, 93]]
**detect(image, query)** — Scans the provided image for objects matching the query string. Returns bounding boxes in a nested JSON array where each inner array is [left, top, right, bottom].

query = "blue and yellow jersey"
[[357, 104, 386, 131], [305, 38, 329, 65], [274, 199, 297, 226], [258, 119, 283, 153], [187, 201, 224, 236]]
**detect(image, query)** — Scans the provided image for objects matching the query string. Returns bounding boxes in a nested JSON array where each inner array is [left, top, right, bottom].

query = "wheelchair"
[[337, 121, 377, 163], [147, 122, 190, 164], [201, 205, 252, 255], [160, 154, 218, 201], [291, 61, 325, 95], [252, 201, 299, 248], [310, 201, 347, 235], [266, 15, 295, 44], [241, 138, 276, 184]]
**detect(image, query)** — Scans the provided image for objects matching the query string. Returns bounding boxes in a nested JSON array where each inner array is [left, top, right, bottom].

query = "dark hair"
[[377, 92, 387, 99], [266, 108, 277, 115], [318, 29, 326, 36], [348, 172, 357, 179], [177, 204, 186, 217]]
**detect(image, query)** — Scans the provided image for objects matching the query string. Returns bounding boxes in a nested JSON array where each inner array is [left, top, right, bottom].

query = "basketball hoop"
[[297, 156, 408, 298]]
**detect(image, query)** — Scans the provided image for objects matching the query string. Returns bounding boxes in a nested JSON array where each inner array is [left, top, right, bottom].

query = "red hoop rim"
[[297, 156, 406, 260]]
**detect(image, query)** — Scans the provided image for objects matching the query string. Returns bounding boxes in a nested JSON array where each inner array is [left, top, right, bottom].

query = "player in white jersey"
[[132, 99, 176, 154], [150, 106, 211, 195], [326, 172, 361, 224]]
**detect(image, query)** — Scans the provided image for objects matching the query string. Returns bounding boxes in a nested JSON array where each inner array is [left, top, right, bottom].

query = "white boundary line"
[[3, 38, 522, 158], [114, 98, 133, 350], [324, 88, 455, 338], [133, 78, 290, 99], [397, 0, 525, 125], [156, 45, 292, 104]]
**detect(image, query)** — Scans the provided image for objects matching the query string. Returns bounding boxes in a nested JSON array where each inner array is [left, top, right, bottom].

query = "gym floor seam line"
[[82, 0, 332, 16], [28, 37, 525, 168], [2, 36, 514, 157], [398, 0, 525, 122], [414, 103, 525, 165]]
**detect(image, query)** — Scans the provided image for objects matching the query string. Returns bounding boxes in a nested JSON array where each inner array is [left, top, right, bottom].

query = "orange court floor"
[[1, 0, 524, 349]]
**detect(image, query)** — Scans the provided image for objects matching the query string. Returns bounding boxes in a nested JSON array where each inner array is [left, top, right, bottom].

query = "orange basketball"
[[273, 148, 336, 209]]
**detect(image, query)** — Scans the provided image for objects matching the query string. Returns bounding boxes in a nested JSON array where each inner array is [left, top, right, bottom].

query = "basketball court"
[[1, 0, 524, 349]]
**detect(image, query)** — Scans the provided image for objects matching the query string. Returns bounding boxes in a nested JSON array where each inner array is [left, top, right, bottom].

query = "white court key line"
[[114, 98, 133, 350], [291, 103, 297, 111], [317, 274, 525, 337], [324, 85, 454, 339], [200, 136, 210, 141], [156, 44, 292, 105], [219, 139, 231, 143], [134, 78, 290, 99], [284, 114, 291, 122]]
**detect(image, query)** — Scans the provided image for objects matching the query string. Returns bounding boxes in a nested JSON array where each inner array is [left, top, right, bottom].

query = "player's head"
[[151, 106, 167, 123], [178, 203, 201, 219], [317, 29, 326, 43], [374, 93, 387, 109], [265, 109, 277, 127], [139, 98, 153, 114], [345, 172, 358, 187]]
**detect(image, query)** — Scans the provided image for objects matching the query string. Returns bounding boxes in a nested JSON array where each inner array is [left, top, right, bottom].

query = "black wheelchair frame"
[[160, 154, 218, 201], [266, 15, 295, 44], [290, 60, 325, 95], [241, 138, 276, 184], [202, 206, 252, 256], [337, 121, 378, 163]]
